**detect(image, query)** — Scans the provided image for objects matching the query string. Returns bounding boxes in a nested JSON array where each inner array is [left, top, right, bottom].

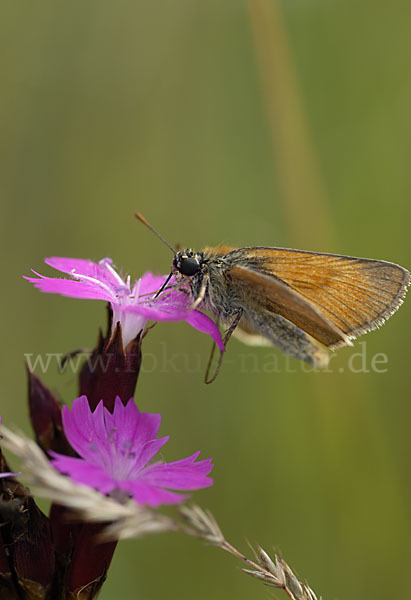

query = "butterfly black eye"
[[179, 256, 201, 276]]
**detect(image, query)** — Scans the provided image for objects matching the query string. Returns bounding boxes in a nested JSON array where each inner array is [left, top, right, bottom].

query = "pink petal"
[[140, 453, 213, 490], [127, 304, 190, 321], [45, 257, 104, 277], [50, 453, 115, 494], [24, 275, 113, 301], [45, 257, 125, 289], [133, 437, 169, 471], [104, 398, 162, 450], [185, 311, 225, 351], [119, 480, 188, 507], [62, 398, 113, 461]]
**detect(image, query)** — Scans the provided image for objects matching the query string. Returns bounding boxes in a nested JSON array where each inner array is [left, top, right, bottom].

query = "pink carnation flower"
[[25, 257, 224, 350], [50, 397, 213, 507]]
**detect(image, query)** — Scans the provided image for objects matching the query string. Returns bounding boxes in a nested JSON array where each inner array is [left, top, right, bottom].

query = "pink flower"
[[50, 396, 213, 507], [25, 257, 224, 350]]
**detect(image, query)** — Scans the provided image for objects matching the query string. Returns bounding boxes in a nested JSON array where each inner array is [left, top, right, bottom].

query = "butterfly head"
[[173, 249, 204, 277]]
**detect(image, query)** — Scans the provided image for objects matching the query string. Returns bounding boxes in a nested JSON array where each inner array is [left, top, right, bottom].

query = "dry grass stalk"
[[179, 504, 320, 600]]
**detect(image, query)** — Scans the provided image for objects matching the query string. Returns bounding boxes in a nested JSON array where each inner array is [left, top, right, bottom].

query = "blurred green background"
[[1, 1, 411, 598]]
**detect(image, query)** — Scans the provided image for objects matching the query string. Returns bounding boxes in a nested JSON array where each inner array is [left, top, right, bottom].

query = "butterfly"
[[136, 214, 410, 381]]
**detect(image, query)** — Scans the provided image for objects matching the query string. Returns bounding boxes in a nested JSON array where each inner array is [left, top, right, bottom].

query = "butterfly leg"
[[223, 308, 244, 345], [205, 309, 243, 384], [190, 274, 209, 310]]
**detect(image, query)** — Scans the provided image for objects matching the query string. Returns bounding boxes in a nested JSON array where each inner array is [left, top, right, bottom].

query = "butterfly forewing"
[[228, 265, 349, 347], [225, 247, 410, 348]]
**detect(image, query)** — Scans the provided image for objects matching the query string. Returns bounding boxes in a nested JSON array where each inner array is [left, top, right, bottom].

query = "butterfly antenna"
[[135, 212, 176, 254], [154, 271, 173, 299]]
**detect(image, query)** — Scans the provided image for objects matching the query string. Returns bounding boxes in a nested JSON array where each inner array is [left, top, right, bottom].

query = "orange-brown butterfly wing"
[[227, 265, 350, 347], [225, 247, 410, 348]]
